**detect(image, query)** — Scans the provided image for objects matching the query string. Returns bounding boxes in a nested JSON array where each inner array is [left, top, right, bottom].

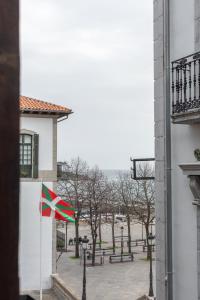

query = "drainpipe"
[[164, 0, 173, 299]]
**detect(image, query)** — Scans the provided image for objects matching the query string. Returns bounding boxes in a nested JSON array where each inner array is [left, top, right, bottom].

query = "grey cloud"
[[21, 0, 154, 169]]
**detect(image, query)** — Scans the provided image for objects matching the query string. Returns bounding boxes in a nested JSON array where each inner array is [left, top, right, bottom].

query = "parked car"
[[115, 214, 126, 222]]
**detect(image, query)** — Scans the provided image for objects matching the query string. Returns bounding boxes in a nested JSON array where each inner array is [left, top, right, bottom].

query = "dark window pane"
[[20, 165, 32, 178]]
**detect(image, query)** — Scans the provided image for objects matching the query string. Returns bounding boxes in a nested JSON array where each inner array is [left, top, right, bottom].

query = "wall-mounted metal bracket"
[[130, 157, 155, 180]]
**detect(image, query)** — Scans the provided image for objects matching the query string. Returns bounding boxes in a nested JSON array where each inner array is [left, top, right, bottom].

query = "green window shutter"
[[33, 134, 39, 178]]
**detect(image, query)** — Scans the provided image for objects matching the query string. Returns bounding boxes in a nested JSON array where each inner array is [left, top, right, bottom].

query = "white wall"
[[19, 182, 53, 291], [170, 0, 195, 60], [21, 116, 53, 170], [170, 1, 198, 299], [172, 125, 199, 300], [19, 116, 55, 291]]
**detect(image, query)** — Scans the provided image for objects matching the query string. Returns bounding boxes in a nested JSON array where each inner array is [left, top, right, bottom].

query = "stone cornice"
[[179, 163, 200, 176]]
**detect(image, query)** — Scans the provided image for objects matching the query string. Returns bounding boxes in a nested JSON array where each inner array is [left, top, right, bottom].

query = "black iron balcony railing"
[[172, 51, 200, 115]]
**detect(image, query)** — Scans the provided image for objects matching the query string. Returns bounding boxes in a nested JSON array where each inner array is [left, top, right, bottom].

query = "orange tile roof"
[[20, 96, 72, 116]]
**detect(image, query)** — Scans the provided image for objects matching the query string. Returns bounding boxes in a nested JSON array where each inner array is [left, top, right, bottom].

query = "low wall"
[[136, 296, 154, 300], [52, 274, 79, 300]]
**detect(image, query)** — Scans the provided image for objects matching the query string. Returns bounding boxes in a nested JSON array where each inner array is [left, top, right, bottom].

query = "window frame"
[[20, 133, 33, 178], [19, 131, 39, 179]]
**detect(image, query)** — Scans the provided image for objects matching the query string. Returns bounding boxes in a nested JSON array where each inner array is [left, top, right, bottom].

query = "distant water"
[[102, 169, 130, 181]]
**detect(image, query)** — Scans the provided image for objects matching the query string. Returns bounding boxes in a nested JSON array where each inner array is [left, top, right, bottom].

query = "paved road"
[[57, 222, 155, 300]]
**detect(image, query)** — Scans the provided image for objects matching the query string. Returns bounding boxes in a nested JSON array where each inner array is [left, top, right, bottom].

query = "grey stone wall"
[[195, 0, 200, 51], [197, 208, 200, 300], [154, 0, 167, 299], [195, 1, 200, 299]]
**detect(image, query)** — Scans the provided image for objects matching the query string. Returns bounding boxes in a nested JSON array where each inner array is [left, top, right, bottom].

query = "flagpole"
[[40, 179, 43, 300]]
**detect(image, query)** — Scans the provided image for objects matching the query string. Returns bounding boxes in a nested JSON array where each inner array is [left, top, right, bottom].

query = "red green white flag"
[[41, 184, 75, 223]]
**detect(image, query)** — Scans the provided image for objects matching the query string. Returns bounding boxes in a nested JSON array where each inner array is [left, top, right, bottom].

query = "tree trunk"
[[105, 199, 108, 223], [112, 212, 115, 254], [75, 218, 79, 258], [92, 235, 97, 266], [99, 213, 102, 249], [127, 214, 131, 254], [145, 224, 150, 260], [141, 221, 144, 240]]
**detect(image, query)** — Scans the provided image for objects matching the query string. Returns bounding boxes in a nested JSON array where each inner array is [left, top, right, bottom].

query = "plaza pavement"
[[57, 222, 155, 300]]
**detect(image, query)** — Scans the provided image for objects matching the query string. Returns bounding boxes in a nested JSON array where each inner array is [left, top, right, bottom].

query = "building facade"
[[154, 0, 200, 299], [19, 96, 72, 292]]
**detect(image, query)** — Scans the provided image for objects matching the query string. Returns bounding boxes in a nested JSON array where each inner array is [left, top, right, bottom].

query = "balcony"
[[171, 51, 200, 124]]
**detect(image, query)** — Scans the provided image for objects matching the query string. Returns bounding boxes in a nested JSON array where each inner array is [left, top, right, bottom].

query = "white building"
[[154, 1, 200, 299], [19, 96, 72, 292]]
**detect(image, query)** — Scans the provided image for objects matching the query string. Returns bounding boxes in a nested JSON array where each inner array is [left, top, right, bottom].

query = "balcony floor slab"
[[172, 109, 200, 124]]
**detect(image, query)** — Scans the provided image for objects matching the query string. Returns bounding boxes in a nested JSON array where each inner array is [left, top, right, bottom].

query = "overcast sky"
[[20, 0, 154, 170]]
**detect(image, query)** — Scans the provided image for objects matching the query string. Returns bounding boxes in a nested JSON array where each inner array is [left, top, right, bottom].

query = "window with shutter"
[[20, 134, 32, 178], [19, 133, 39, 178]]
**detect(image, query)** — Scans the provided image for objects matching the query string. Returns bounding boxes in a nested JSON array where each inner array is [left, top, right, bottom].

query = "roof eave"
[[20, 109, 73, 118]]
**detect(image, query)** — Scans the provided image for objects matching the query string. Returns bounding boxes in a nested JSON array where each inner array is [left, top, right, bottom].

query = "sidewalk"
[[57, 222, 155, 300], [57, 251, 153, 300]]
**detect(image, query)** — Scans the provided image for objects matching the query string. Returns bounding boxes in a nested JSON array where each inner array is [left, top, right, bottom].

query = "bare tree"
[[86, 167, 107, 266], [132, 163, 155, 259], [106, 181, 119, 254], [116, 172, 134, 254], [57, 157, 89, 258]]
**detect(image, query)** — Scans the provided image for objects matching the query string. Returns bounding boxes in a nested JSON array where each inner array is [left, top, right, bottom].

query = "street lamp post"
[[120, 226, 124, 262], [65, 222, 68, 251], [130, 158, 155, 299], [148, 233, 155, 298], [82, 235, 89, 300], [74, 210, 79, 258]]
